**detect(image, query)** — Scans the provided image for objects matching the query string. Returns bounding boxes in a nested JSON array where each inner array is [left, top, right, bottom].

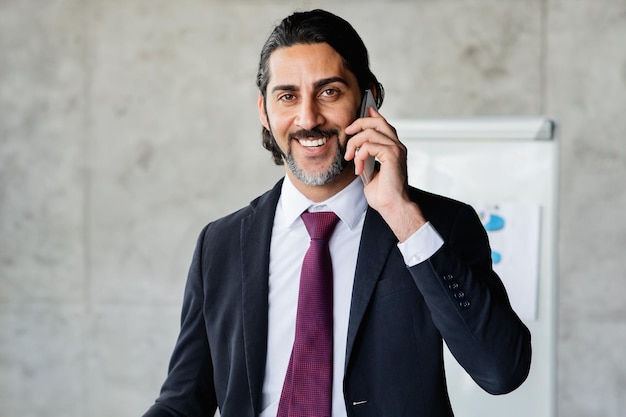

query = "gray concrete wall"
[[1, 0, 624, 416]]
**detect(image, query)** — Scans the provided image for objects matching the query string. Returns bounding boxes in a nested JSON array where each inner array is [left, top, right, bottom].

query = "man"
[[143, 9, 531, 417]]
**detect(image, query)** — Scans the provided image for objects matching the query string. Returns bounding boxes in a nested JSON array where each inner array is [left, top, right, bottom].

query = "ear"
[[258, 93, 270, 130]]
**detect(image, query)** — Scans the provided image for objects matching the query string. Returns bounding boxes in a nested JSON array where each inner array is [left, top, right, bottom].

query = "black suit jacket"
[[143, 179, 531, 417]]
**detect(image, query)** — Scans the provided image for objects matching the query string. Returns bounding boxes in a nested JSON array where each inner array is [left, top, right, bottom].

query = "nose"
[[295, 97, 325, 130]]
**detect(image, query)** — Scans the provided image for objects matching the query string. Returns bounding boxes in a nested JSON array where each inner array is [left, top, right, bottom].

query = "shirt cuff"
[[397, 221, 444, 267]]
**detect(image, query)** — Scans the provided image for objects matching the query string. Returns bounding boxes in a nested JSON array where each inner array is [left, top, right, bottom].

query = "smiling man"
[[142, 9, 531, 417], [259, 42, 360, 192]]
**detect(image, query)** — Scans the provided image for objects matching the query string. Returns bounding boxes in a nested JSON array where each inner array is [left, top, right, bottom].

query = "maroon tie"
[[277, 211, 340, 417]]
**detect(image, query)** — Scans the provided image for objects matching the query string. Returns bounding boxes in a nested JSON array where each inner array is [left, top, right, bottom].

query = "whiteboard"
[[393, 118, 558, 417]]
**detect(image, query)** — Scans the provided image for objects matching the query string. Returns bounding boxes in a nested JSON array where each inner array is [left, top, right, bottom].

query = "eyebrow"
[[270, 76, 349, 94]]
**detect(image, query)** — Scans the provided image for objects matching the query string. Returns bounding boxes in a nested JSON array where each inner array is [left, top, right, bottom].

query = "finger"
[[352, 147, 365, 176], [351, 142, 385, 177], [346, 107, 397, 139], [345, 130, 376, 161], [347, 127, 398, 159]]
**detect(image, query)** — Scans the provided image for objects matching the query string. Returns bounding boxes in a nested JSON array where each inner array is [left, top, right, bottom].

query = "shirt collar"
[[276, 175, 368, 231]]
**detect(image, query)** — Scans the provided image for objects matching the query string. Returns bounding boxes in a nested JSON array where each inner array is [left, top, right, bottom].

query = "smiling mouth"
[[298, 137, 328, 148], [290, 128, 338, 149]]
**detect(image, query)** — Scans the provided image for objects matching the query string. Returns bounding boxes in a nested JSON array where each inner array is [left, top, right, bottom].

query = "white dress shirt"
[[259, 176, 443, 417]]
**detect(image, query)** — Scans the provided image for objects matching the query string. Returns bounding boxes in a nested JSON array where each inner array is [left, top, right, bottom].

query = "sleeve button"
[[459, 300, 471, 309]]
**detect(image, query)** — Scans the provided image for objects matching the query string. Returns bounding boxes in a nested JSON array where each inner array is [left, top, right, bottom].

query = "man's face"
[[258, 42, 361, 187]]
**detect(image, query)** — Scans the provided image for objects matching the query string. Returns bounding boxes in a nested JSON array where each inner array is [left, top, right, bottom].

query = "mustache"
[[289, 128, 339, 141]]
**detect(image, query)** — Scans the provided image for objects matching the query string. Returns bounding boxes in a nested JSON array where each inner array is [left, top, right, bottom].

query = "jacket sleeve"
[[409, 201, 532, 395], [142, 226, 218, 417]]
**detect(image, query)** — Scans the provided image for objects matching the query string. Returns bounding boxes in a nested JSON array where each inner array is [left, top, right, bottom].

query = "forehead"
[[266, 42, 357, 88]]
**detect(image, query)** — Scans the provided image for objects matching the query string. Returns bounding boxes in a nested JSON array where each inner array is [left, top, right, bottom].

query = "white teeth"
[[298, 137, 327, 147]]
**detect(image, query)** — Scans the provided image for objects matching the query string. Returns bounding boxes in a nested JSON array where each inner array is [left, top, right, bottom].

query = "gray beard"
[[284, 142, 347, 186]]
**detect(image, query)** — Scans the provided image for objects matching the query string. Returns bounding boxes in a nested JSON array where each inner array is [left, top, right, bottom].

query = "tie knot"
[[301, 211, 340, 241]]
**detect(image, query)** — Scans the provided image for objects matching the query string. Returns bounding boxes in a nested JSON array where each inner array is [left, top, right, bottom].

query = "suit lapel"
[[238, 181, 399, 406], [240, 180, 282, 414], [345, 207, 398, 371]]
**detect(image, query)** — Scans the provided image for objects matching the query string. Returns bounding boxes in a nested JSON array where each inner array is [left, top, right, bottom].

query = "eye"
[[320, 88, 339, 98], [278, 93, 296, 102]]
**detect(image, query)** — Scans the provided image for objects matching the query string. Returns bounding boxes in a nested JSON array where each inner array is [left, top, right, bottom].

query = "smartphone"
[[357, 89, 378, 184]]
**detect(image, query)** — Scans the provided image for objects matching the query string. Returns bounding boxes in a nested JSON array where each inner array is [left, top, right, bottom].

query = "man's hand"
[[344, 107, 427, 242]]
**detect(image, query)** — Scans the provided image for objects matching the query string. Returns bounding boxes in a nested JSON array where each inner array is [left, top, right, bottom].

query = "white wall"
[[1, 1, 625, 416]]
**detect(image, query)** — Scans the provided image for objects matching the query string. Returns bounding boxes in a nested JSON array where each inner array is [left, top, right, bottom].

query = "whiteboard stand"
[[393, 117, 558, 417]]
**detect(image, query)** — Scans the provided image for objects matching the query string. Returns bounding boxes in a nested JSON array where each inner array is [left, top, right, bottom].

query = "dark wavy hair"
[[256, 9, 385, 165]]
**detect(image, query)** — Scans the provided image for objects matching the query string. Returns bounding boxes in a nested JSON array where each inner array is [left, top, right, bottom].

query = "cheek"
[[333, 101, 359, 124], [264, 115, 290, 152], [265, 107, 292, 134], [334, 108, 358, 135]]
